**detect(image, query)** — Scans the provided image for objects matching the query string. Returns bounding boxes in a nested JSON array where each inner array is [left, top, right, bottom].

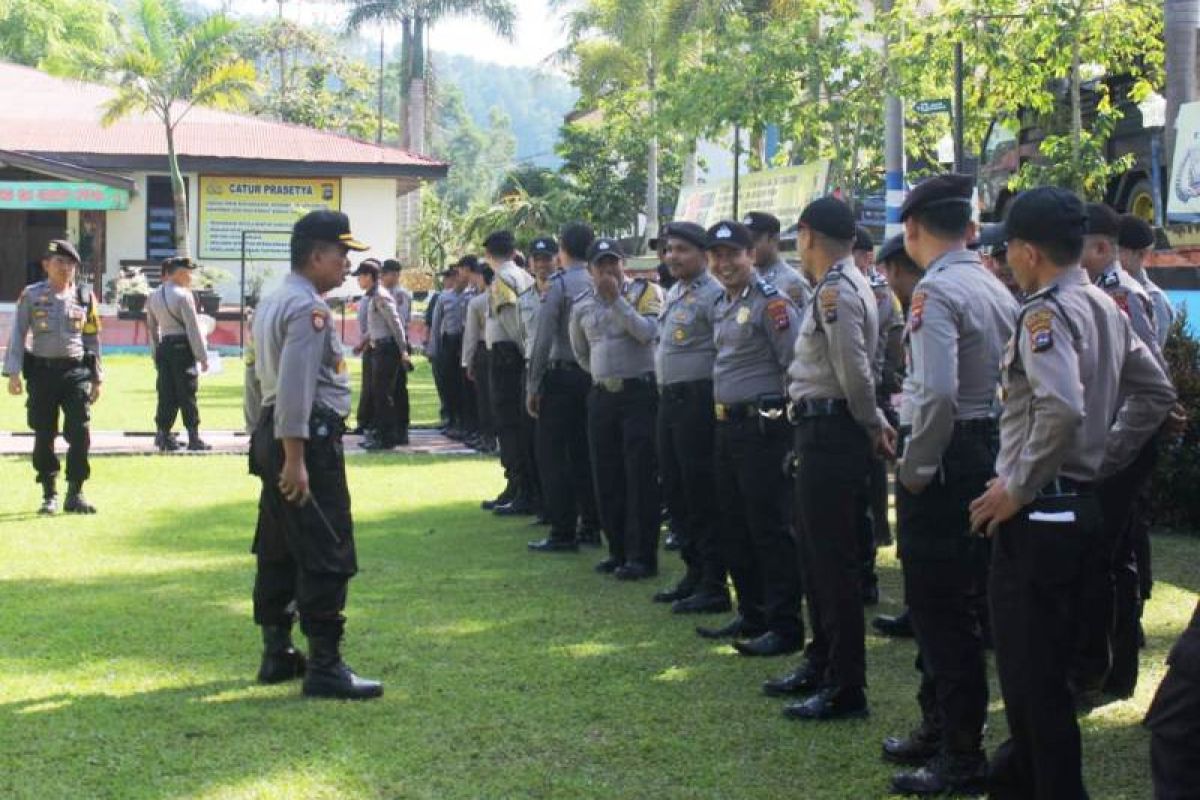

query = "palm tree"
[[341, 0, 517, 154], [84, 0, 254, 258]]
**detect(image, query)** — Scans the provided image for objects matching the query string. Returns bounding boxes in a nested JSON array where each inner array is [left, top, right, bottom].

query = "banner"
[[673, 161, 831, 230], [198, 176, 340, 260], [1169, 102, 1200, 224], [0, 181, 129, 210]]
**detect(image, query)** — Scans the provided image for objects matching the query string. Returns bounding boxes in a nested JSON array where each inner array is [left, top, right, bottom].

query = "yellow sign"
[[673, 161, 831, 230], [199, 176, 341, 260]]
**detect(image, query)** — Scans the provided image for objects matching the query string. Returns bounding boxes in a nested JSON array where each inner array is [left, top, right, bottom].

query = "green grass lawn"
[[0, 354, 442, 432], [0, 453, 1196, 799]]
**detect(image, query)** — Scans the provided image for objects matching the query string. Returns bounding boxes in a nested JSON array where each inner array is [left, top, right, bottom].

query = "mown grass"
[[0, 454, 1195, 799]]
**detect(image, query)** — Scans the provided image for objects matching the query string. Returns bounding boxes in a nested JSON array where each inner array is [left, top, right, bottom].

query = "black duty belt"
[[548, 359, 584, 372], [1037, 477, 1095, 498], [955, 417, 999, 434], [661, 379, 712, 401], [29, 355, 84, 370], [715, 399, 787, 423], [788, 398, 849, 422], [594, 373, 655, 393], [160, 333, 189, 342], [372, 338, 402, 349]]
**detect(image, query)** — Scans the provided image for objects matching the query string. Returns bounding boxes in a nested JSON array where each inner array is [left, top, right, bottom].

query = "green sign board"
[[0, 181, 130, 211], [913, 99, 952, 115]]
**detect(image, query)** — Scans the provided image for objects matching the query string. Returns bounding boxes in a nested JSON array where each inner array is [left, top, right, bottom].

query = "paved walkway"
[[0, 428, 478, 457]]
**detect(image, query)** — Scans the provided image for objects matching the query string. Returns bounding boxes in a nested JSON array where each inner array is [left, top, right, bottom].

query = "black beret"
[[457, 254, 479, 271], [1004, 187, 1087, 245], [293, 210, 368, 251], [900, 173, 974, 222], [1117, 214, 1155, 250], [741, 211, 781, 236], [529, 236, 559, 256], [381, 258, 402, 273], [351, 259, 380, 277], [854, 225, 874, 252], [798, 196, 857, 241], [47, 239, 81, 263], [977, 223, 1008, 254], [483, 230, 516, 252], [704, 220, 755, 250], [663, 220, 709, 250], [875, 234, 908, 265], [587, 237, 625, 263], [1084, 202, 1120, 237], [162, 256, 198, 273]]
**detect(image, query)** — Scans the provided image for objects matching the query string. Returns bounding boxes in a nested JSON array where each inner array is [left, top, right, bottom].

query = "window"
[[146, 175, 188, 261], [982, 119, 1018, 169]]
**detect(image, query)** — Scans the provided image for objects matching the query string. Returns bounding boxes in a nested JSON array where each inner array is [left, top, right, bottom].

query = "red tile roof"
[[0, 62, 446, 175]]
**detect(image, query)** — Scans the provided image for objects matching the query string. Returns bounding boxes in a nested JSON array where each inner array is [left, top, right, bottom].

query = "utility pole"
[[732, 125, 742, 219], [883, 0, 906, 239], [953, 42, 965, 173], [377, 26, 385, 145], [1165, 0, 1200, 162]]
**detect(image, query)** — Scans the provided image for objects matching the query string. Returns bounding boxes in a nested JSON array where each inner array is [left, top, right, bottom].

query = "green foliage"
[[428, 83, 517, 211], [0, 0, 119, 76], [1009, 99, 1135, 201], [1152, 309, 1200, 533]]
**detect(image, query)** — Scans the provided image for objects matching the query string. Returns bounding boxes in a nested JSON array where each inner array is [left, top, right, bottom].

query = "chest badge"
[[736, 306, 751, 325], [673, 328, 686, 343]]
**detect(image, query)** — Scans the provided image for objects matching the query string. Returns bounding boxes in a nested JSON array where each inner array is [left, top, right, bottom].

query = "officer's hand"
[[527, 393, 541, 418], [7, 374, 21, 396], [466, 366, 475, 383], [401, 352, 412, 368], [596, 275, 620, 303], [352, 342, 365, 355], [874, 423, 897, 461], [1165, 402, 1188, 436], [89, 383, 102, 403], [279, 458, 311, 505], [200, 359, 209, 373], [969, 478, 1020, 538]]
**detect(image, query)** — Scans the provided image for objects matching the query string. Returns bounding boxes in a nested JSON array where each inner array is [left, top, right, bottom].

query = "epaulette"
[[1098, 271, 1120, 289], [869, 271, 889, 289], [757, 279, 780, 297], [574, 288, 594, 303]]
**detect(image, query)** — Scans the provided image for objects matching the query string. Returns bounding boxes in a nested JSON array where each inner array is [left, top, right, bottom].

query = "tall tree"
[[0, 0, 119, 76], [79, 0, 255, 257]]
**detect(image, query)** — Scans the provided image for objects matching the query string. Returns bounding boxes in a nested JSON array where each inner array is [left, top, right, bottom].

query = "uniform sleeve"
[[1101, 324, 1177, 476], [528, 278, 563, 394], [824, 284, 882, 434], [568, 302, 591, 375], [1123, 290, 1166, 371], [2, 290, 31, 377], [762, 295, 801, 389], [273, 303, 324, 440], [180, 291, 208, 362], [427, 297, 441, 358], [1153, 294, 1173, 348], [899, 288, 958, 490], [375, 293, 407, 349], [398, 290, 412, 326], [145, 295, 161, 349], [356, 297, 370, 337], [1003, 310, 1084, 507], [882, 293, 906, 396], [610, 284, 659, 344], [82, 292, 103, 382], [462, 301, 480, 368]]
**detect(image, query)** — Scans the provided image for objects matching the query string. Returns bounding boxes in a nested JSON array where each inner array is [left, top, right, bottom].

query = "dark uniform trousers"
[[896, 421, 996, 754], [355, 348, 375, 431], [1145, 600, 1200, 800], [250, 405, 357, 640], [658, 379, 726, 593], [537, 363, 598, 540], [154, 335, 201, 431], [369, 340, 402, 442], [490, 342, 533, 498], [438, 333, 465, 428], [716, 412, 802, 639], [469, 346, 491, 438], [25, 355, 93, 483], [1077, 436, 1158, 697], [795, 411, 870, 688], [587, 378, 659, 568], [392, 354, 410, 435], [989, 491, 1101, 800]]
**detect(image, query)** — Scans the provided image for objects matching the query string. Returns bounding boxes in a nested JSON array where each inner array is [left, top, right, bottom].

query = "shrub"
[[1150, 307, 1200, 533]]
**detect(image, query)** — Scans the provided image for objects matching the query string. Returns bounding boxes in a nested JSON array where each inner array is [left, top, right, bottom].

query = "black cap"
[[853, 225, 874, 252], [457, 254, 480, 272], [587, 238, 624, 263], [293, 210, 369, 251], [977, 223, 1008, 255], [351, 258, 381, 277], [483, 230, 516, 253], [1118, 214, 1155, 250], [662, 220, 708, 250], [875, 234, 908, 265], [529, 236, 559, 257], [382, 258, 402, 273], [741, 211, 781, 236], [899, 173, 974, 222], [1084, 202, 1120, 237], [1004, 187, 1087, 245], [439, 267, 457, 278], [798, 196, 857, 241], [162, 256, 198, 273], [46, 239, 81, 264], [704, 220, 755, 250]]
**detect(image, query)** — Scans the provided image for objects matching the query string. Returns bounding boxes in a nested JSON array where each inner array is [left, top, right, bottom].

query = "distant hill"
[[431, 52, 577, 169]]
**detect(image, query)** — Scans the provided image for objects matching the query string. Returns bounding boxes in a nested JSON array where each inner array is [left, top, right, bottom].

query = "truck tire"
[[1123, 178, 1156, 223]]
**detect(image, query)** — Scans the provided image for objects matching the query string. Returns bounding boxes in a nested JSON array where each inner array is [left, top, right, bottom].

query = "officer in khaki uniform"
[[3, 239, 102, 514], [653, 221, 731, 614], [381, 259, 413, 443], [743, 211, 813, 307], [249, 209, 382, 701], [767, 198, 894, 721], [146, 256, 211, 452], [968, 188, 1174, 799], [696, 220, 804, 658], [880, 175, 1018, 796], [461, 262, 493, 452], [359, 257, 409, 451], [569, 238, 663, 579], [350, 261, 377, 436]]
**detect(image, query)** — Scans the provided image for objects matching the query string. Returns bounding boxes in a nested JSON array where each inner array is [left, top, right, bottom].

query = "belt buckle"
[[601, 377, 623, 393], [715, 403, 728, 421], [759, 405, 784, 421], [786, 402, 797, 425]]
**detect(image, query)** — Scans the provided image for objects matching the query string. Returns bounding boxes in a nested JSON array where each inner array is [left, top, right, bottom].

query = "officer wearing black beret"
[[1117, 214, 1172, 347], [146, 256, 211, 452], [743, 211, 813, 306]]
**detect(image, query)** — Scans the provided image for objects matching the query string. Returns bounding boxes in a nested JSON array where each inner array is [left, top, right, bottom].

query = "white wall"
[[342, 177, 400, 261]]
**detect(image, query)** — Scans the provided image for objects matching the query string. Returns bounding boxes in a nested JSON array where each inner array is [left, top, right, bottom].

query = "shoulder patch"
[[491, 276, 519, 313], [1025, 308, 1054, 352], [765, 298, 791, 331], [909, 291, 927, 332], [1112, 291, 1130, 316], [312, 308, 328, 331], [758, 279, 780, 297], [635, 283, 663, 316], [1099, 271, 1120, 289], [818, 285, 839, 323]]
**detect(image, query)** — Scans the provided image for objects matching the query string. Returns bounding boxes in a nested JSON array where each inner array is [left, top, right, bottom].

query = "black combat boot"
[[890, 749, 988, 796], [186, 427, 212, 451], [63, 481, 96, 514], [302, 622, 382, 700], [37, 476, 58, 515], [155, 429, 180, 452], [257, 624, 306, 684]]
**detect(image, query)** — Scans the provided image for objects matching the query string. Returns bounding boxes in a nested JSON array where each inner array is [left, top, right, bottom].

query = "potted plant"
[[194, 265, 234, 316], [107, 266, 151, 314], [243, 265, 270, 309]]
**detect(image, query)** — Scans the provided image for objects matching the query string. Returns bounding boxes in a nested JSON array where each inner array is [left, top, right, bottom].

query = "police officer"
[[767, 197, 894, 720], [350, 260, 377, 437], [453, 258, 482, 442], [697, 220, 803, 658], [381, 259, 413, 444], [882, 174, 1018, 795], [1145, 599, 1200, 799], [569, 238, 663, 578], [968, 187, 1173, 798], [653, 221, 731, 614], [3, 239, 102, 514], [145, 256, 210, 452], [1117, 215, 1173, 348], [438, 261, 470, 438], [462, 260, 492, 452], [483, 231, 536, 514], [360, 258, 409, 451], [526, 222, 601, 551], [978, 223, 1020, 298], [249, 209, 382, 700], [743, 210, 813, 307]]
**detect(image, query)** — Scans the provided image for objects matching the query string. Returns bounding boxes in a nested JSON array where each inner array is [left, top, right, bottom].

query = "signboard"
[[673, 161, 831, 230], [1169, 101, 1200, 225], [0, 181, 129, 210], [913, 99, 952, 115], [198, 176, 340, 260]]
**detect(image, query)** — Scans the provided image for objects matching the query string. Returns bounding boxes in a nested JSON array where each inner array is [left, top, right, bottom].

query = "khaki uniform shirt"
[[1129, 268, 1174, 349], [489, 261, 535, 346], [655, 271, 723, 385], [3, 281, 102, 379], [146, 282, 207, 361], [1096, 262, 1164, 369], [714, 278, 800, 404], [528, 263, 593, 394], [758, 257, 813, 308], [462, 291, 490, 368], [569, 279, 662, 380], [366, 285, 407, 348]]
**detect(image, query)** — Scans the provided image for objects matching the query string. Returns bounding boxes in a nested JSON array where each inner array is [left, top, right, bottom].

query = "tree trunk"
[[681, 139, 698, 186], [408, 16, 427, 155], [1070, 29, 1083, 195], [400, 17, 412, 150], [165, 122, 190, 259], [643, 53, 659, 251], [1165, 0, 1200, 165]]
